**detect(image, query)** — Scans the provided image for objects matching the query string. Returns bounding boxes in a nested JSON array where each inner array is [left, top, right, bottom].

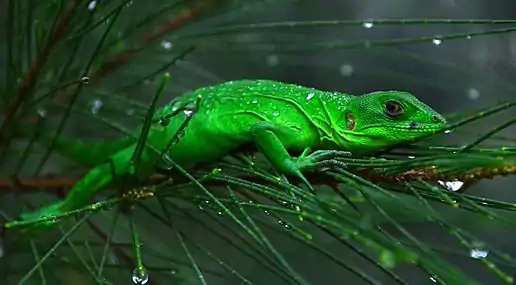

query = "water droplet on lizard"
[[170, 101, 182, 112], [272, 112, 279, 117], [132, 267, 149, 284], [306, 93, 315, 100]]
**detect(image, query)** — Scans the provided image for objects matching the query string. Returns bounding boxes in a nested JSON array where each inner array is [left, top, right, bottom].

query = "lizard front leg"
[[250, 122, 350, 193], [20, 144, 151, 227]]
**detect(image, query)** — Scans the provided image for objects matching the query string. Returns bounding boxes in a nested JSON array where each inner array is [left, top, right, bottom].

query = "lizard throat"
[[346, 112, 356, 131]]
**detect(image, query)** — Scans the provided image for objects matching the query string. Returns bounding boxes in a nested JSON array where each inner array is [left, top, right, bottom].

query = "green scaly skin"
[[18, 79, 447, 227]]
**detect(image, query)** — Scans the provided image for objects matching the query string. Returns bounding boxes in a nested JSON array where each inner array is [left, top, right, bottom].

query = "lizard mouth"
[[355, 123, 446, 132]]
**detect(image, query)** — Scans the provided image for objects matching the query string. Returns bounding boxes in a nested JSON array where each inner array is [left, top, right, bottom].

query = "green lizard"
[[16, 79, 447, 227]]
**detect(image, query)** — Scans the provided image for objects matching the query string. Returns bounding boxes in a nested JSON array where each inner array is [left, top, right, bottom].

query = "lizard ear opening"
[[346, 112, 356, 131]]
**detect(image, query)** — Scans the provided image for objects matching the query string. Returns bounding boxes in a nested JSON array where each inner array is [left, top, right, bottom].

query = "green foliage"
[[2, 0, 516, 284]]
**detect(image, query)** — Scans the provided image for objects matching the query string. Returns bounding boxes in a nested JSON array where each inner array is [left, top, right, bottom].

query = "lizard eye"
[[384, 100, 403, 117]]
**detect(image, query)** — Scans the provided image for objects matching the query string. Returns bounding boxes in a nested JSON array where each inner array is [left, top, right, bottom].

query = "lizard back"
[[146, 79, 353, 168]]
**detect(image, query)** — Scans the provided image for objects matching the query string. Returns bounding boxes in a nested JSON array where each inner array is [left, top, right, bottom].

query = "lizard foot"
[[287, 149, 352, 194], [20, 201, 66, 229], [295, 149, 351, 171]]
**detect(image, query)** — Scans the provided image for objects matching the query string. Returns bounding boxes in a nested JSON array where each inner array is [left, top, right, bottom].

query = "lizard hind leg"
[[20, 144, 149, 228]]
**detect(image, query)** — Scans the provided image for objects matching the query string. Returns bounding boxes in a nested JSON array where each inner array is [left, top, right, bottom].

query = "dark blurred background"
[[3, 0, 516, 284]]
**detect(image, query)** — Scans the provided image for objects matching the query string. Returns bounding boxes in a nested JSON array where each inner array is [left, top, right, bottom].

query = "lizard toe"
[[301, 150, 351, 169]]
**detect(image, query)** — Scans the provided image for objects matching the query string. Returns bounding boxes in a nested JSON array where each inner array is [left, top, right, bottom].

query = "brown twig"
[[2, 165, 515, 193]]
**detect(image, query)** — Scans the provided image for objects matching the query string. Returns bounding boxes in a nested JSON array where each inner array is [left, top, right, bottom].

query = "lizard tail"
[[14, 124, 135, 167]]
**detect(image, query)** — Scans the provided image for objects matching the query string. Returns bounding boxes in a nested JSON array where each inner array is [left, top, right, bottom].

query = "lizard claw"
[[285, 149, 351, 195]]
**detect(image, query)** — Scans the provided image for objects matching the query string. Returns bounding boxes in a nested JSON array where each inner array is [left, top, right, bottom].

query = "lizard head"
[[334, 90, 447, 154]]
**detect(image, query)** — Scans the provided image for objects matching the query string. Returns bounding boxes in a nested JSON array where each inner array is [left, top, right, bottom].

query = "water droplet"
[[81, 76, 90, 83], [339, 64, 354, 77], [159, 118, 169, 126], [429, 275, 438, 283], [197, 204, 204, 210], [90, 202, 102, 210], [183, 109, 194, 116], [362, 21, 374, 28], [91, 99, 103, 115], [37, 108, 47, 118], [204, 200, 210, 204], [470, 242, 489, 259], [266, 55, 279, 67], [132, 267, 149, 284], [407, 155, 416, 159], [466, 35, 472, 40], [306, 93, 315, 100], [437, 180, 464, 191], [467, 88, 480, 100], [43, 214, 57, 223], [88, 1, 96, 10], [432, 38, 442, 45], [251, 99, 258, 104], [444, 129, 453, 134], [272, 112, 279, 117], [217, 211, 223, 216], [264, 210, 270, 215], [161, 41, 172, 50]]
